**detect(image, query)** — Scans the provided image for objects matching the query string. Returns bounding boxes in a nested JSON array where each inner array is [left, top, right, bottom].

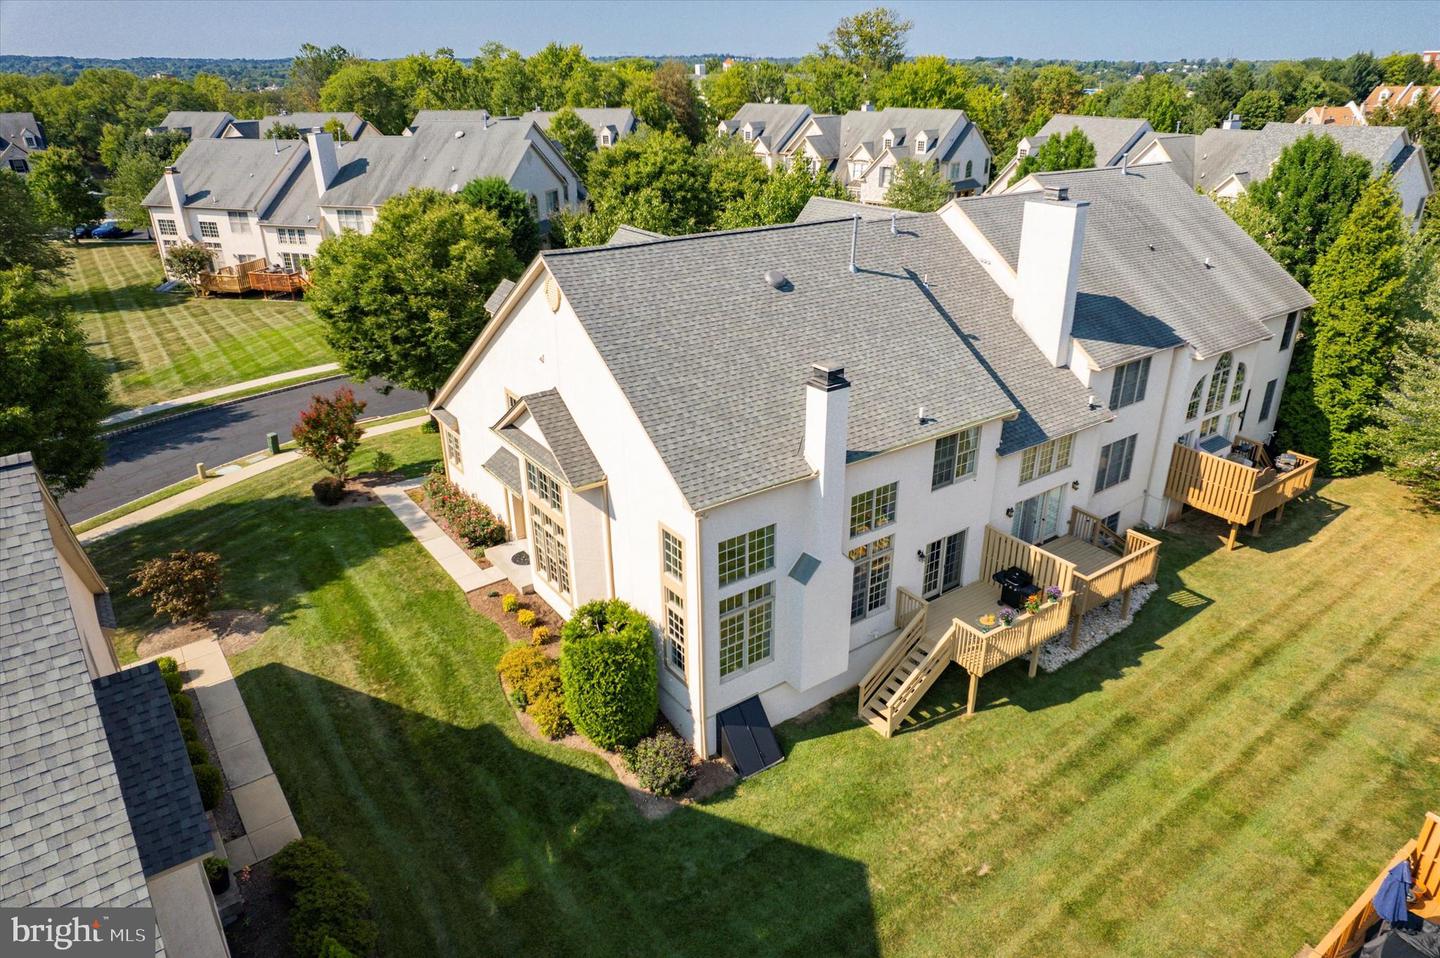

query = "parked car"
[[72, 223, 95, 239], [90, 222, 133, 240]]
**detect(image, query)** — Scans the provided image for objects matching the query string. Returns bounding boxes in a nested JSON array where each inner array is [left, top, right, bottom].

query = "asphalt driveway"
[[59, 376, 427, 523]]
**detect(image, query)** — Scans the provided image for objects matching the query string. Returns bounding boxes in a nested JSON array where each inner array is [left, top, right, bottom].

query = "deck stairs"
[[858, 605, 958, 737]]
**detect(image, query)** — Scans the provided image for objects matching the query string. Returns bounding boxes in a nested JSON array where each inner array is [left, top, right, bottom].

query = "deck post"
[[1028, 644, 1040, 678], [1226, 523, 1239, 551], [965, 672, 979, 718], [1121, 586, 1133, 618], [1276, 503, 1286, 522], [1251, 514, 1263, 535], [1068, 613, 1082, 649]]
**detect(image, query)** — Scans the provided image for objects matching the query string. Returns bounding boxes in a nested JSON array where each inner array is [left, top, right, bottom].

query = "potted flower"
[[997, 605, 1017, 627], [204, 856, 230, 895], [1045, 585, 1063, 604], [1024, 592, 1043, 615]]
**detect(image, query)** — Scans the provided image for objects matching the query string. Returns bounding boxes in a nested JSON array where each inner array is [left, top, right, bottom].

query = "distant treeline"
[[0, 55, 291, 88]]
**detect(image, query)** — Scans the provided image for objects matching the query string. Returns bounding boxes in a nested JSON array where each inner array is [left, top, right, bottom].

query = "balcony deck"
[[1164, 435, 1318, 550]]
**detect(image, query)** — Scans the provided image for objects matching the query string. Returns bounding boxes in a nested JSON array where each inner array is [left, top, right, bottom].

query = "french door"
[[922, 530, 966, 599], [1012, 486, 1064, 544]]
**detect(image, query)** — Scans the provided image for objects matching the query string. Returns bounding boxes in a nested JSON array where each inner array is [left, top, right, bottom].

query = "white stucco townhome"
[[430, 163, 1312, 759]]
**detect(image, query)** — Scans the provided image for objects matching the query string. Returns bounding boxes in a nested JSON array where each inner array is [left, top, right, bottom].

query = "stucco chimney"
[[307, 130, 338, 197], [1013, 191, 1088, 368], [798, 362, 851, 688], [162, 166, 189, 238]]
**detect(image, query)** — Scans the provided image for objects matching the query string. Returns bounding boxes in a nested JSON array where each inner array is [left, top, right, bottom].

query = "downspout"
[[691, 510, 709, 758], [600, 483, 617, 600], [1149, 350, 1186, 529]]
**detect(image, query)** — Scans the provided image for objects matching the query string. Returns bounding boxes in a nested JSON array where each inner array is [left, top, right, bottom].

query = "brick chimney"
[[307, 130, 338, 197], [1013, 187, 1088, 368]]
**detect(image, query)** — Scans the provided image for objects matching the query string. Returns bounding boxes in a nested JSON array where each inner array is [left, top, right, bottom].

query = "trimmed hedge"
[[193, 763, 224, 810], [312, 476, 346, 506], [273, 838, 377, 958], [559, 599, 658, 750], [496, 645, 547, 690], [186, 739, 209, 766]]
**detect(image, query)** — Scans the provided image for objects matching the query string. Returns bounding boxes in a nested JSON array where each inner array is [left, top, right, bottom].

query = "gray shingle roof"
[[1133, 132, 1197, 185], [92, 664, 211, 877], [1036, 114, 1153, 166], [542, 212, 1112, 507], [260, 112, 369, 140], [496, 389, 605, 488], [793, 196, 894, 222], [1228, 122, 1410, 183], [154, 111, 235, 140], [484, 278, 516, 315], [0, 111, 44, 151], [721, 104, 813, 153], [142, 137, 306, 212], [522, 108, 638, 141], [481, 448, 522, 493], [0, 454, 154, 920], [607, 224, 668, 245], [961, 166, 1312, 366], [1193, 128, 1257, 188], [837, 107, 972, 163]]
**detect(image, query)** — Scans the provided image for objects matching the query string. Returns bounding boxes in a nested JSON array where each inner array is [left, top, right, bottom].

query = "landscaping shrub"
[[162, 669, 184, 695], [317, 938, 356, 958], [370, 450, 395, 475], [521, 663, 562, 704], [559, 599, 658, 750], [129, 550, 222, 623], [179, 717, 199, 742], [204, 857, 229, 882], [312, 476, 347, 506], [516, 609, 536, 628], [193, 763, 224, 810], [501, 593, 518, 614], [509, 686, 528, 710], [530, 625, 550, 646], [292, 387, 366, 481], [420, 418, 439, 433], [624, 730, 692, 797], [496, 645, 547, 690], [422, 465, 507, 548], [528, 692, 572, 740], [186, 739, 209, 766], [156, 656, 178, 674], [169, 691, 194, 721], [273, 838, 377, 958]]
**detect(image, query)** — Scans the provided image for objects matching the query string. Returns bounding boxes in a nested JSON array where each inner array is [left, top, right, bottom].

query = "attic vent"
[[763, 269, 791, 291], [543, 274, 561, 312], [454, 129, 465, 139]]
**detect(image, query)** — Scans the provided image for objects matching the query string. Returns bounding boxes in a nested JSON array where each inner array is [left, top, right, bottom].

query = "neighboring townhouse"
[[522, 108, 639, 147], [152, 111, 375, 141], [1297, 103, 1367, 127], [0, 111, 45, 174], [0, 453, 228, 957], [150, 110, 239, 140], [144, 117, 583, 275], [429, 163, 1310, 756], [1362, 83, 1440, 117], [1128, 125, 1257, 192], [716, 102, 814, 171], [989, 114, 1153, 193]]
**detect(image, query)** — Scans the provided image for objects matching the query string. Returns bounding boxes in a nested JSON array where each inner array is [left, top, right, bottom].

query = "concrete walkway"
[[78, 415, 428, 542], [375, 479, 507, 593], [162, 640, 301, 869], [101, 363, 341, 426]]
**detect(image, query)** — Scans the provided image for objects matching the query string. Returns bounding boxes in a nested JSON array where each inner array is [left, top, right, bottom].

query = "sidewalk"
[[78, 415, 428, 542], [374, 479, 507, 593], [156, 640, 302, 868], [102, 363, 341, 426]]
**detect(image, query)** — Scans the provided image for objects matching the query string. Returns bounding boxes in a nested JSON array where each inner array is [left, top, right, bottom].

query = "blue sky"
[[1, 0, 1435, 61]]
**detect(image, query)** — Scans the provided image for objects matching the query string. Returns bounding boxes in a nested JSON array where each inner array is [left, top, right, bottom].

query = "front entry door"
[[509, 491, 527, 539], [1012, 486, 1064, 544], [922, 530, 966, 599]]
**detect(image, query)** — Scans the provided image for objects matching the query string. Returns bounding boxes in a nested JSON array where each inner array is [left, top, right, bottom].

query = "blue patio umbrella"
[[1374, 860, 1414, 924]]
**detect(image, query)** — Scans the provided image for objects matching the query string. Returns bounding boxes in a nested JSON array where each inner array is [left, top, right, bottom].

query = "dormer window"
[[743, 130, 753, 142], [882, 134, 894, 150], [600, 132, 611, 146], [914, 135, 927, 154], [22, 132, 38, 149]]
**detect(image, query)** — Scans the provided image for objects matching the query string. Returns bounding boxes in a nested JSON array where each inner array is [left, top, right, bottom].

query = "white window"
[[879, 166, 893, 187], [198, 220, 220, 238], [276, 227, 307, 245], [22, 132, 38, 148], [1230, 362, 1247, 405], [1019, 435, 1073, 484], [525, 460, 563, 511], [660, 527, 686, 681], [719, 582, 773, 677], [948, 162, 961, 179], [545, 189, 560, 213], [717, 525, 775, 587], [600, 132, 612, 146], [1109, 357, 1151, 410], [532, 511, 570, 597], [914, 135, 927, 153], [965, 159, 973, 178], [444, 429, 462, 470], [921, 531, 965, 599], [156, 218, 177, 236], [279, 251, 311, 271], [8, 158, 27, 173], [1200, 415, 1221, 438], [227, 211, 251, 234], [849, 161, 866, 180], [849, 535, 892, 621], [202, 241, 222, 262], [1012, 485, 1065, 544], [661, 528, 684, 581], [849, 482, 897, 537], [932, 427, 980, 489], [1205, 352, 1233, 414], [336, 209, 365, 231], [1095, 435, 1137, 491], [527, 194, 539, 215], [883, 134, 894, 150], [1187, 379, 1204, 420]]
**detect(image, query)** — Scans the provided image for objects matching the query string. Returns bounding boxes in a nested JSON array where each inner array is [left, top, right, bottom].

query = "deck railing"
[[894, 586, 926, 631], [859, 594, 928, 716], [979, 524, 1075, 594], [1064, 507, 1162, 638], [952, 591, 1075, 678], [1164, 440, 1319, 549], [198, 257, 265, 295], [249, 269, 310, 296]]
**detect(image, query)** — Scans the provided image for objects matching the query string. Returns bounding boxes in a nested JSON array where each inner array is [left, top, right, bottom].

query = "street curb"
[[102, 374, 349, 438]]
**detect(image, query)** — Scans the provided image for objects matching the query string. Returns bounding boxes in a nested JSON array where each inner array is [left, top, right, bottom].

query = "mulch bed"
[[135, 609, 268, 659], [186, 686, 244, 841], [406, 487, 494, 568], [224, 859, 289, 958], [468, 582, 565, 652]]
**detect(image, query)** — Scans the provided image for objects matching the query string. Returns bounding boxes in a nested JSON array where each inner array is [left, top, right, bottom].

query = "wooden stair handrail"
[[881, 624, 958, 735], [858, 605, 927, 713]]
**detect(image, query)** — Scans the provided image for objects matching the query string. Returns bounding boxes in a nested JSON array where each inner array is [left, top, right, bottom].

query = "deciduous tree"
[[26, 147, 102, 230], [884, 158, 952, 212], [290, 43, 353, 109], [292, 387, 367, 480], [1010, 128, 1096, 185], [165, 243, 214, 294], [829, 7, 912, 77], [717, 161, 848, 228], [545, 107, 598, 180], [457, 176, 541, 264], [0, 171, 68, 279]]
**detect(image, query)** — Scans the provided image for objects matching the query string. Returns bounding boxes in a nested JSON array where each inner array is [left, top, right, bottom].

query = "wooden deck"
[[1301, 812, 1440, 958], [1165, 436, 1319, 550], [198, 257, 265, 295]]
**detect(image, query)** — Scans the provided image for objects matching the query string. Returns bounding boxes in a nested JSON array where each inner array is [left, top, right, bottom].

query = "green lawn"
[[87, 441, 1440, 958], [63, 242, 332, 413]]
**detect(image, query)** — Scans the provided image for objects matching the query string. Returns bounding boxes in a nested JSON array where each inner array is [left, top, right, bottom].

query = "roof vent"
[[454, 129, 465, 138], [1042, 185, 1069, 202], [763, 269, 791, 291]]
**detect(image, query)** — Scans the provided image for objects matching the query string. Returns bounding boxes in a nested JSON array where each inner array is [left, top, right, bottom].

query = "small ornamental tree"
[[165, 242, 213, 295], [884, 157, 953, 212], [292, 387, 366, 481], [265, 121, 303, 140], [129, 550, 223, 623], [559, 599, 658, 750]]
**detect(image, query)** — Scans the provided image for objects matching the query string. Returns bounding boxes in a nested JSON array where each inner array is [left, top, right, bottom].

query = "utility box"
[[266, 432, 280, 455]]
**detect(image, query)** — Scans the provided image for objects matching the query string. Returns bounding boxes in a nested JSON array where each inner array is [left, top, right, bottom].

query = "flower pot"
[[208, 869, 230, 895]]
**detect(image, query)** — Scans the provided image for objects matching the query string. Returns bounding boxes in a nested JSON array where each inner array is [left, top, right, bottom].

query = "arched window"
[[965, 159, 973, 178], [1187, 379, 1204, 420], [1205, 353, 1232, 414], [1230, 362, 1246, 405]]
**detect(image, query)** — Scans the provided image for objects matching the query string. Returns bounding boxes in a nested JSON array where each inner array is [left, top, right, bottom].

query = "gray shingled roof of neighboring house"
[[91, 664, 211, 878], [0, 454, 156, 928], [407, 110, 491, 128], [485, 278, 517, 315], [793, 114, 841, 159], [960, 166, 1312, 366], [260, 112, 369, 140], [1035, 114, 1153, 166], [1132, 131, 1197, 185], [482, 448, 522, 493], [1193, 128, 1258, 189], [793, 196, 894, 222], [522, 108, 638, 140], [142, 137, 307, 211], [495, 389, 605, 488], [258, 149, 321, 227], [154, 111, 235, 140], [1228, 122, 1410, 182], [722, 103, 813, 152], [0, 112, 44, 149], [838, 107, 971, 163], [607, 224, 667, 245], [541, 210, 1114, 508]]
